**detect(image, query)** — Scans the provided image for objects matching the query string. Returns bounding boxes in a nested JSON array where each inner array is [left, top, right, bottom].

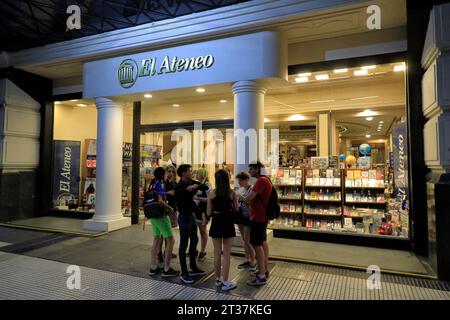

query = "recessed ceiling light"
[[394, 64, 406, 72], [379, 121, 384, 123], [196, 88, 206, 93], [315, 74, 329, 81], [172, 104, 180, 107], [144, 93, 153, 98], [288, 114, 305, 121], [220, 100, 227, 103], [311, 100, 335, 104], [55, 101, 61, 104], [354, 69, 369, 76], [365, 134, 371, 138], [350, 96, 379, 101], [298, 72, 311, 77], [309, 141, 313, 144], [264, 118, 270, 123], [358, 110, 376, 117], [77, 104, 87, 107], [70, 99, 78, 102], [379, 139, 384, 142], [366, 117, 373, 121], [334, 68, 348, 74], [295, 77, 309, 83], [362, 65, 376, 70]]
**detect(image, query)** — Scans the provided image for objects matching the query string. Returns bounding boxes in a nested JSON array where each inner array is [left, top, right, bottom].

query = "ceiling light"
[[55, 101, 61, 104], [334, 68, 348, 74], [366, 117, 373, 121], [298, 72, 311, 77], [77, 104, 87, 107], [365, 134, 371, 138], [350, 96, 379, 101], [172, 104, 180, 107], [309, 141, 313, 144], [70, 99, 78, 102], [220, 100, 227, 103], [394, 64, 406, 72], [288, 114, 305, 121], [358, 109, 376, 117], [144, 94, 153, 98], [295, 77, 309, 83], [264, 118, 270, 123], [362, 65, 376, 70], [379, 139, 384, 142], [354, 69, 369, 76], [315, 74, 329, 81], [311, 100, 335, 104], [196, 88, 206, 93], [379, 121, 384, 123]]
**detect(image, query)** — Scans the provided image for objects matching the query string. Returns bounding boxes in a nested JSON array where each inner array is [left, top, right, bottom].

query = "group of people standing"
[[144, 161, 272, 291]]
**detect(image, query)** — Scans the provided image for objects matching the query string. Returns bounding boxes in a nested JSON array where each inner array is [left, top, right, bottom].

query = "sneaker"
[[221, 281, 237, 291], [249, 264, 257, 272], [215, 279, 223, 287], [180, 273, 194, 284], [162, 267, 180, 278], [148, 266, 161, 276], [247, 275, 267, 286], [238, 261, 251, 269], [198, 252, 207, 261], [189, 267, 206, 276]]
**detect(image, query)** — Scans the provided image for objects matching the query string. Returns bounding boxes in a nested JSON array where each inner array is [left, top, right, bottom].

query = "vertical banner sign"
[[393, 122, 409, 199], [52, 140, 81, 206]]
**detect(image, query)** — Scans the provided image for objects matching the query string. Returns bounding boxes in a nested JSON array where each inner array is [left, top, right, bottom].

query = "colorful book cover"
[[306, 219, 313, 228], [289, 169, 296, 178], [288, 177, 296, 185], [277, 169, 284, 178], [361, 171, 369, 179], [306, 178, 313, 186], [333, 178, 341, 186], [333, 169, 341, 178], [313, 220, 321, 229], [319, 178, 327, 186], [296, 170, 302, 178], [347, 170, 354, 180], [354, 170, 362, 180], [369, 170, 377, 179], [376, 169, 383, 180], [320, 169, 327, 178], [312, 178, 320, 186], [306, 170, 313, 178], [295, 177, 302, 185], [326, 169, 334, 178], [290, 205, 296, 212], [325, 178, 333, 186]]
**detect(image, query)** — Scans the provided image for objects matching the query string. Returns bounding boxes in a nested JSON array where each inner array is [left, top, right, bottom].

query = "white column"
[[232, 80, 266, 180], [83, 97, 131, 232]]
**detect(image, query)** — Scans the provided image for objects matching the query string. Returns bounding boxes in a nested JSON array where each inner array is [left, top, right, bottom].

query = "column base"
[[83, 217, 131, 232]]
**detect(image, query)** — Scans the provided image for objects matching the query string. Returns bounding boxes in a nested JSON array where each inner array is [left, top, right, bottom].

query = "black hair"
[[248, 161, 265, 176], [153, 167, 166, 181], [177, 164, 192, 178], [215, 169, 231, 198]]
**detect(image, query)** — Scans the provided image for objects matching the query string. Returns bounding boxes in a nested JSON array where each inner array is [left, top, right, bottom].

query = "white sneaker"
[[221, 281, 237, 291]]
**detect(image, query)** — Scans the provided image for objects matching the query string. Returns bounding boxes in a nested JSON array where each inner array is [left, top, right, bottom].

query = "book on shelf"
[[296, 170, 302, 178], [295, 177, 302, 185], [325, 178, 333, 186], [333, 178, 341, 186], [326, 169, 334, 178], [347, 170, 354, 180], [288, 177, 296, 185], [369, 170, 376, 179], [319, 178, 327, 186], [361, 171, 369, 179], [344, 218, 353, 228], [313, 169, 320, 178], [277, 169, 285, 178], [289, 205, 296, 212], [306, 178, 313, 186], [334, 221, 342, 230], [313, 220, 321, 229], [289, 169, 296, 178], [306, 170, 313, 178], [320, 220, 328, 230], [312, 178, 320, 186], [306, 219, 313, 228], [295, 205, 302, 212], [284, 169, 290, 178]]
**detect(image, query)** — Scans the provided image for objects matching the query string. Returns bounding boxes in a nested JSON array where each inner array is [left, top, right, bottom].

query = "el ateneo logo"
[[118, 55, 215, 89]]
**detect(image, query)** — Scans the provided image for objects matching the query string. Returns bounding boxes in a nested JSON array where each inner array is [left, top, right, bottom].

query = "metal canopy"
[[0, 0, 250, 52]]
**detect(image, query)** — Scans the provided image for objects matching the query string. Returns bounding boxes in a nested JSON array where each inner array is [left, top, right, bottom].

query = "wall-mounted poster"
[[52, 140, 81, 209], [311, 157, 329, 169]]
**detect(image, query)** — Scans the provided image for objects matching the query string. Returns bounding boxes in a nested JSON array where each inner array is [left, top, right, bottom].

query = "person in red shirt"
[[244, 161, 272, 286]]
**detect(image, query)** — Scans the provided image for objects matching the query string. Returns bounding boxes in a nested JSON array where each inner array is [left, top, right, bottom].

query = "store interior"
[[52, 61, 409, 240]]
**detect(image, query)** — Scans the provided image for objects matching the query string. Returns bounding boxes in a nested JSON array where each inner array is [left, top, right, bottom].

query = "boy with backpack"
[[244, 161, 280, 286]]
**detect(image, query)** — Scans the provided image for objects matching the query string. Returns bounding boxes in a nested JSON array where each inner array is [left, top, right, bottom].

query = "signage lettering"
[[118, 54, 215, 88]]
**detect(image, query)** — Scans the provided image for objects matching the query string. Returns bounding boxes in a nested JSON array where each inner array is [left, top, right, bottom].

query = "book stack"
[[345, 169, 384, 188], [305, 169, 341, 186]]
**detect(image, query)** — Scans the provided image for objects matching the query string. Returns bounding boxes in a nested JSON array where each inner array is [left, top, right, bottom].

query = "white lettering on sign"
[[60, 146, 71, 192], [118, 55, 215, 88]]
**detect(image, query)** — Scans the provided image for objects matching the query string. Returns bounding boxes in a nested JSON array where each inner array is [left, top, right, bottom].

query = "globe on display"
[[345, 155, 357, 168], [359, 143, 372, 156], [339, 154, 346, 161]]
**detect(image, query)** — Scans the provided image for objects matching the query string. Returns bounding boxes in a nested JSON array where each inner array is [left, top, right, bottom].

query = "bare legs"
[[150, 236, 163, 269], [238, 224, 255, 265], [212, 237, 234, 281], [151, 236, 174, 271], [197, 222, 208, 254]]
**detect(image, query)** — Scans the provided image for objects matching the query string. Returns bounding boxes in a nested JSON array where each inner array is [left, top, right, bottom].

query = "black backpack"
[[143, 183, 165, 219], [258, 177, 280, 220]]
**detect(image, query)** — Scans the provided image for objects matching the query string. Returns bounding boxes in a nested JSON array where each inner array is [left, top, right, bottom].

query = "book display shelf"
[[268, 167, 408, 239]]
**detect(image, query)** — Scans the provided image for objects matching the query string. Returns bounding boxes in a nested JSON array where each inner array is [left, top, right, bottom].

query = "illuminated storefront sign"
[[118, 55, 215, 88]]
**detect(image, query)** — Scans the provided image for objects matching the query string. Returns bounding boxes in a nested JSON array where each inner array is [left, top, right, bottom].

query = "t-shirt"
[[175, 180, 198, 217], [154, 181, 166, 197], [250, 176, 272, 223], [164, 179, 177, 210]]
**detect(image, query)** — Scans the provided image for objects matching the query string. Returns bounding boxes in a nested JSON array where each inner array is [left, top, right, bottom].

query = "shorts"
[[150, 216, 173, 238], [241, 216, 251, 228], [250, 220, 268, 246]]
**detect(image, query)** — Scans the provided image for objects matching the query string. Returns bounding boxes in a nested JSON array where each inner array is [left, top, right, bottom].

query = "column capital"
[[95, 97, 124, 110], [232, 80, 266, 95]]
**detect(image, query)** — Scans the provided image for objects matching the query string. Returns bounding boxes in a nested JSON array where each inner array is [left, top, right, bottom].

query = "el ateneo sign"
[[118, 55, 215, 89], [83, 31, 287, 98]]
